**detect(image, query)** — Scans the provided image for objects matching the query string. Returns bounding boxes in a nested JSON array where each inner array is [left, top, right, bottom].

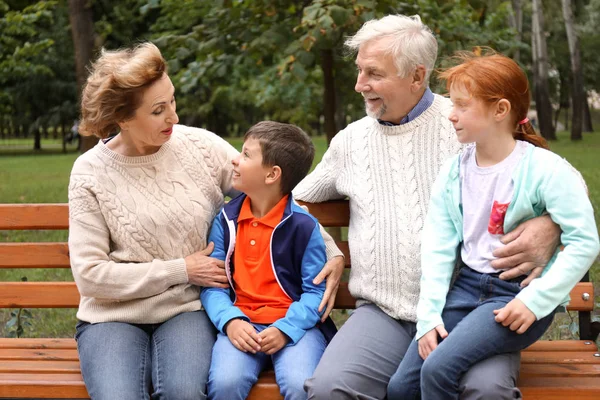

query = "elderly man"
[[294, 14, 560, 400]]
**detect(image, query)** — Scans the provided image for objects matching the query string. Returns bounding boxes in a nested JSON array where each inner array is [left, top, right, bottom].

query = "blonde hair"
[[79, 42, 167, 139], [345, 14, 438, 83]]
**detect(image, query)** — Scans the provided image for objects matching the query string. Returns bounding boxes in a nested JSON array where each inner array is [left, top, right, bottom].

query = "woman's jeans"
[[388, 267, 556, 400], [208, 324, 327, 400], [75, 311, 217, 400]]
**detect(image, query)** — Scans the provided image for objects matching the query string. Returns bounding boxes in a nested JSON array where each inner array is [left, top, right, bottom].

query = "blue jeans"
[[75, 311, 217, 400], [388, 267, 556, 400], [208, 324, 327, 400]]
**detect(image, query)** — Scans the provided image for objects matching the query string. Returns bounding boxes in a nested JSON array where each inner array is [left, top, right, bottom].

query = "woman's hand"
[[314, 255, 345, 322], [184, 242, 228, 288]]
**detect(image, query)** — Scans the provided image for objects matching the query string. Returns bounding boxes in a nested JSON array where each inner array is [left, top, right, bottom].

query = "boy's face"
[[232, 138, 272, 195]]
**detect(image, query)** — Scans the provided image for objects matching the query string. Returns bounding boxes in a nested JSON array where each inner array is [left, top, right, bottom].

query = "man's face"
[[354, 39, 418, 124]]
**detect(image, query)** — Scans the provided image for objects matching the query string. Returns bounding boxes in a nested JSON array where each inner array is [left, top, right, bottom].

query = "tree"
[[68, 0, 97, 153], [562, 0, 584, 140], [531, 0, 556, 140]]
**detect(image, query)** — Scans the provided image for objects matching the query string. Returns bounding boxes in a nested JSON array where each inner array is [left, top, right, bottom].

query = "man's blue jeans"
[[388, 267, 556, 400], [75, 311, 217, 400], [208, 324, 326, 400]]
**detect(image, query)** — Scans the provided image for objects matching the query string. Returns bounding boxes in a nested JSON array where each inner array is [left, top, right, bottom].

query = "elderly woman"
[[68, 42, 344, 399]]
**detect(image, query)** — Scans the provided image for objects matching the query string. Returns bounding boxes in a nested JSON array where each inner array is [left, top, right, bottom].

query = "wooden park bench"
[[1, 202, 599, 399]]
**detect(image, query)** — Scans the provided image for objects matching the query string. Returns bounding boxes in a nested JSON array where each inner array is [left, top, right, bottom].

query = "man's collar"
[[378, 88, 434, 126]]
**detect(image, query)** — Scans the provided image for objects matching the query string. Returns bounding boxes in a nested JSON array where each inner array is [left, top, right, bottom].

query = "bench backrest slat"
[[0, 243, 70, 268], [0, 283, 80, 308], [0, 204, 69, 230]]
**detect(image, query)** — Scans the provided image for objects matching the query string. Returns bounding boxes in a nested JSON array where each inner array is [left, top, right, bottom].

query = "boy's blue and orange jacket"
[[200, 193, 337, 345]]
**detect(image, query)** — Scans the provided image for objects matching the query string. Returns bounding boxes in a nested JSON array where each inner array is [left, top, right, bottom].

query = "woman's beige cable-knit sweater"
[[68, 125, 239, 324]]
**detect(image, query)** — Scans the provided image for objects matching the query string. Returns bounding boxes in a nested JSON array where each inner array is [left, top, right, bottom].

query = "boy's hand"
[[258, 327, 288, 355], [418, 325, 448, 360], [225, 319, 262, 353], [493, 298, 536, 334]]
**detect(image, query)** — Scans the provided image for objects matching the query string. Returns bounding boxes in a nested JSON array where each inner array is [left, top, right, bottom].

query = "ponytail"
[[514, 121, 549, 149]]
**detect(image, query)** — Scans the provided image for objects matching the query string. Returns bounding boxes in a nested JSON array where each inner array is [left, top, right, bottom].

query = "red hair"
[[438, 51, 548, 149]]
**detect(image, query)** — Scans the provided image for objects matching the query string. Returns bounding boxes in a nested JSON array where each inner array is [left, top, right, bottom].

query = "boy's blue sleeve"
[[516, 155, 600, 318], [271, 224, 326, 345], [200, 212, 248, 333]]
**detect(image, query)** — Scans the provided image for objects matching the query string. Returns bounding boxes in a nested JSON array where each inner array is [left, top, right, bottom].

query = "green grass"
[[0, 132, 599, 338]]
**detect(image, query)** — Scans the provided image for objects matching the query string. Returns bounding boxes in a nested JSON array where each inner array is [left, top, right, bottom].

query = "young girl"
[[387, 52, 600, 400]]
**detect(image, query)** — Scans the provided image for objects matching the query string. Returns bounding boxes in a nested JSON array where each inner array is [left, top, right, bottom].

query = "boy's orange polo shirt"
[[233, 195, 292, 324]]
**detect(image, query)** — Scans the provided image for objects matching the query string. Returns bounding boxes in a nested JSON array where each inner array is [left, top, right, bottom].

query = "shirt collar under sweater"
[[378, 88, 434, 126], [372, 94, 450, 136]]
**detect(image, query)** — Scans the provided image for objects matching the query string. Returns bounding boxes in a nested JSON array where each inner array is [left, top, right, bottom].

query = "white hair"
[[345, 14, 438, 83]]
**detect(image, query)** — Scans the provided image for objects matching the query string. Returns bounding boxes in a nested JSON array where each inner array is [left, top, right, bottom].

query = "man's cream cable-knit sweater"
[[293, 95, 462, 323], [68, 125, 240, 324]]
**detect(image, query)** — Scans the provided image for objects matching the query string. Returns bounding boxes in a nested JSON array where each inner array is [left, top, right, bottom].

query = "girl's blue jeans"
[[388, 267, 556, 400], [207, 323, 326, 400], [75, 310, 217, 400]]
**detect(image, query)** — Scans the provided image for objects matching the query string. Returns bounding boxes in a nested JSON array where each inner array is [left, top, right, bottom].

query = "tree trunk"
[[583, 95, 593, 132], [510, 0, 523, 63], [320, 49, 337, 145], [531, 0, 556, 140], [68, 0, 98, 153], [33, 128, 41, 151], [562, 0, 584, 141]]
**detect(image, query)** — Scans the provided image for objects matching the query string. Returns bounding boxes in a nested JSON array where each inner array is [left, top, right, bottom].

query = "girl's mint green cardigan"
[[416, 142, 600, 339]]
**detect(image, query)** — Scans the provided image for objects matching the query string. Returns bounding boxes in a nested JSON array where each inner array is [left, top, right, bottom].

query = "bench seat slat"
[[519, 363, 600, 377], [0, 282, 80, 308], [0, 243, 70, 268], [0, 373, 88, 399], [0, 349, 79, 361], [521, 351, 600, 364], [524, 340, 599, 352], [0, 204, 69, 230], [519, 377, 600, 400], [0, 338, 76, 350], [0, 360, 81, 374]]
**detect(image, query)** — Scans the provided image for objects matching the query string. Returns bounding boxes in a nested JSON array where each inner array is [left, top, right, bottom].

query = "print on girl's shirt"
[[488, 201, 510, 235]]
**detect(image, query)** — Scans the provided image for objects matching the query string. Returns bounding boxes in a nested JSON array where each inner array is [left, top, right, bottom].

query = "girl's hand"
[[225, 319, 262, 353], [258, 327, 288, 355], [313, 255, 344, 321], [418, 325, 448, 360], [493, 298, 536, 334], [184, 242, 229, 288]]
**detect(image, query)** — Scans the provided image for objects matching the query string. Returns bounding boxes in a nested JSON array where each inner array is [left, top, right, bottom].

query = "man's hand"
[[225, 319, 262, 353], [493, 299, 536, 334], [258, 327, 288, 355], [184, 242, 229, 288], [418, 325, 448, 360], [314, 255, 344, 322], [491, 215, 560, 286]]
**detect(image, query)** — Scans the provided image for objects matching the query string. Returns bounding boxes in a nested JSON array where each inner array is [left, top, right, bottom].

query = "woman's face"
[[120, 73, 179, 153]]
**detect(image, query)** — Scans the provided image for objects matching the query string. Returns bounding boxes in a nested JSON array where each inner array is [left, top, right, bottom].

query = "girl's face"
[[448, 83, 496, 144], [120, 73, 179, 153]]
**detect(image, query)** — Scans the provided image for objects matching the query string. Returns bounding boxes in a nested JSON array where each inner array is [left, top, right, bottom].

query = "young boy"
[[201, 121, 336, 400]]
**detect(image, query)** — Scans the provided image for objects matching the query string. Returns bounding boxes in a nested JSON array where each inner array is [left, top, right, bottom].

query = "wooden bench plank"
[[0, 349, 79, 361], [0, 338, 77, 350], [0, 373, 88, 399], [519, 377, 600, 400], [0, 282, 80, 308], [521, 351, 600, 364], [519, 363, 600, 377], [566, 282, 595, 311], [0, 204, 69, 230], [524, 340, 599, 352], [297, 200, 349, 227], [0, 360, 81, 374], [0, 243, 70, 268]]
